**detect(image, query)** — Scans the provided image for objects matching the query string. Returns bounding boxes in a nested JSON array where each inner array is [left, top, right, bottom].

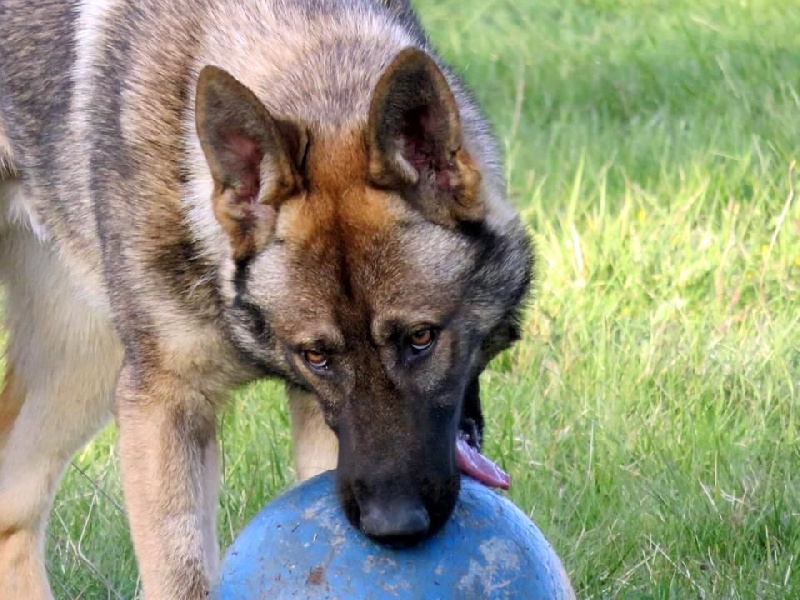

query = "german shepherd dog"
[[0, 0, 533, 597]]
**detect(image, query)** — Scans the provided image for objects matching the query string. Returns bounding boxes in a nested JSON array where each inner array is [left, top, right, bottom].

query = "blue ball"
[[213, 471, 575, 599]]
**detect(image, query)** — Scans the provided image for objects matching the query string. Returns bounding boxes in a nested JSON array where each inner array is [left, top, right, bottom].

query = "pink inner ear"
[[404, 136, 453, 191], [401, 107, 453, 191], [221, 133, 263, 202]]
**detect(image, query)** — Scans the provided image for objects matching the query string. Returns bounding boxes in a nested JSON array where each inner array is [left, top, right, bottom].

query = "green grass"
[[43, 0, 800, 597]]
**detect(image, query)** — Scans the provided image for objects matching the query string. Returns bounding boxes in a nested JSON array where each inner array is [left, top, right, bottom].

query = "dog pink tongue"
[[455, 437, 511, 490]]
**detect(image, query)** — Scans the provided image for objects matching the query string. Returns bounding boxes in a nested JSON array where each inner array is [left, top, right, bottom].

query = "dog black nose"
[[358, 498, 431, 546]]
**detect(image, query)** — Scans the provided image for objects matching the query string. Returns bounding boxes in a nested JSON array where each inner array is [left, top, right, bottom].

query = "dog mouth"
[[337, 422, 509, 544], [455, 421, 510, 490]]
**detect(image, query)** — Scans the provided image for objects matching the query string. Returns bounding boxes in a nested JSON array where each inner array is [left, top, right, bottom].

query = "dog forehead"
[[325, 219, 472, 338], [284, 185, 469, 287], [260, 200, 470, 342], [274, 130, 394, 240], [261, 130, 474, 337]]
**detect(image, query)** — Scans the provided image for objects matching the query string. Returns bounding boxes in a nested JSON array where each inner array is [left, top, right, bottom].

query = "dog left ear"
[[366, 48, 484, 228], [195, 65, 306, 262]]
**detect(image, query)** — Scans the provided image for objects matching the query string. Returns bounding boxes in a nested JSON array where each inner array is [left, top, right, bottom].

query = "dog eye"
[[303, 350, 329, 371], [409, 327, 436, 353]]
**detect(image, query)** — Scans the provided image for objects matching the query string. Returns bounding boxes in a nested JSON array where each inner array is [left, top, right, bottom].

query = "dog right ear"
[[366, 48, 484, 229], [195, 65, 306, 262]]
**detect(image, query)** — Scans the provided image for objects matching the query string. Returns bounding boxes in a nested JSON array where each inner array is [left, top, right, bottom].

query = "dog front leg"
[[287, 385, 339, 481], [115, 366, 220, 600]]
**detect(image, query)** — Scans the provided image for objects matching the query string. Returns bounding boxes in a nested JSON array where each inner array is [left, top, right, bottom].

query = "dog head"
[[194, 47, 532, 545]]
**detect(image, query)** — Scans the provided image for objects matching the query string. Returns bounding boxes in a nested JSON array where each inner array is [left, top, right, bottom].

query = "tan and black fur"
[[0, 0, 534, 598]]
